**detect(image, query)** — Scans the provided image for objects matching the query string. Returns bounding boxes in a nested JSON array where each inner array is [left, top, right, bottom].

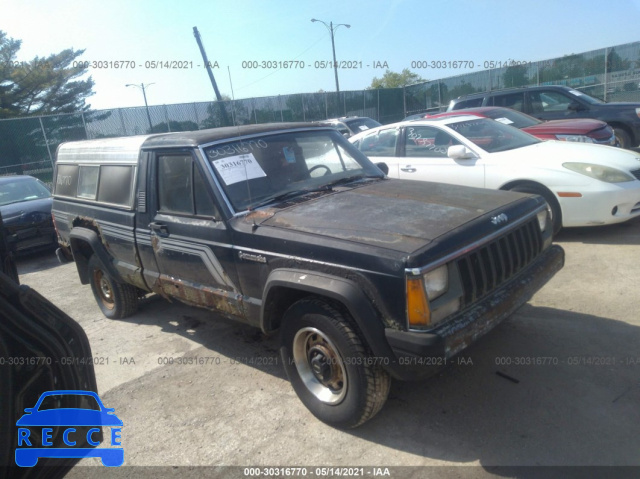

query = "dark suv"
[[51, 123, 563, 428], [448, 85, 640, 148]]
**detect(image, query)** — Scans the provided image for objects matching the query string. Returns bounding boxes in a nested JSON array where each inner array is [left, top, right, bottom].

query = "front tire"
[[280, 298, 391, 429], [613, 127, 631, 149], [88, 255, 138, 319]]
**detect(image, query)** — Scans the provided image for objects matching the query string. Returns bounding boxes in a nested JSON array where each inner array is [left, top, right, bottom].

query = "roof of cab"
[[56, 123, 330, 163]]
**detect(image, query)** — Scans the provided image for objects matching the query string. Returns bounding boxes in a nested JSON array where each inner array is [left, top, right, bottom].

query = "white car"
[[349, 116, 640, 233]]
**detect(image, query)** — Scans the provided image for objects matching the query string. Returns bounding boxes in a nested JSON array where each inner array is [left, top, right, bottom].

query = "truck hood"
[[255, 179, 527, 253], [599, 101, 640, 109]]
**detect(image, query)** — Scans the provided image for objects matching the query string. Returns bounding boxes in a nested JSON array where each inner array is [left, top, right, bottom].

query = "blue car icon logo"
[[16, 390, 123, 467]]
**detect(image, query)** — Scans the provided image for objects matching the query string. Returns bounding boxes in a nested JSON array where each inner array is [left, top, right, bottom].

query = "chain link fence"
[[2, 41, 639, 184], [405, 41, 640, 115]]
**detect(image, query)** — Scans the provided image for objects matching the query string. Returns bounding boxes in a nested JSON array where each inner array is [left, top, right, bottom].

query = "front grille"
[[456, 219, 542, 307], [630, 168, 640, 181]]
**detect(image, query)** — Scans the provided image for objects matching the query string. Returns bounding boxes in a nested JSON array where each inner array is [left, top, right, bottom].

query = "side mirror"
[[448, 145, 477, 160], [375, 162, 389, 175]]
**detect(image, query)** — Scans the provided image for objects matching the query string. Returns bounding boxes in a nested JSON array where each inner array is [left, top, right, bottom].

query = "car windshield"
[[0, 178, 51, 206], [482, 109, 541, 129], [447, 118, 540, 153], [203, 130, 383, 212], [344, 118, 382, 132]]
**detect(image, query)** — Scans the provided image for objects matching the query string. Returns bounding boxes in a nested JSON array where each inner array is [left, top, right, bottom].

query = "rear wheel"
[[88, 255, 138, 319], [509, 184, 562, 236], [280, 298, 391, 429]]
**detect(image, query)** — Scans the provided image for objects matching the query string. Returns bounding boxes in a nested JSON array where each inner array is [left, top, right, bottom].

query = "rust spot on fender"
[[72, 216, 110, 249], [157, 276, 244, 317]]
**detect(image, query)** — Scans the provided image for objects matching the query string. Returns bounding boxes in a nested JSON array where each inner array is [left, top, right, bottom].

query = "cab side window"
[[530, 91, 573, 113], [158, 154, 219, 218], [492, 92, 525, 111]]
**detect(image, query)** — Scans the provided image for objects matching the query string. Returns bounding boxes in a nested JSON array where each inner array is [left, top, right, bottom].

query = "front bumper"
[[384, 244, 564, 380], [556, 182, 640, 226]]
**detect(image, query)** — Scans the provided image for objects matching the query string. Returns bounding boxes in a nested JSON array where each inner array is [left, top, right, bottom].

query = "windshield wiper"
[[249, 189, 321, 210], [323, 174, 380, 189], [248, 175, 381, 210]]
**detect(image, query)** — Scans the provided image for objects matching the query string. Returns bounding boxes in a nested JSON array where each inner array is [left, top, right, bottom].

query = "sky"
[[2, 0, 640, 111]]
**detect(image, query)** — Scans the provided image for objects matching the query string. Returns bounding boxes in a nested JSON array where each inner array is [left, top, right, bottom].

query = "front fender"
[[261, 269, 396, 362]]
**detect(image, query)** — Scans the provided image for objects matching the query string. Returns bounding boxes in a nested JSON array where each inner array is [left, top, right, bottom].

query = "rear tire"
[[509, 184, 562, 236], [280, 298, 391, 429], [88, 255, 138, 319]]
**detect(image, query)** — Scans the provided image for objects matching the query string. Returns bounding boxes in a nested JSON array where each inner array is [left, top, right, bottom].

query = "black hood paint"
[[258, 179, 527, 254]]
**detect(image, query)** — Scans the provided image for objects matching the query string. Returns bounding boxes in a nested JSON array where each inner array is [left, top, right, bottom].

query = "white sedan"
[[349, 116, 640, 233]]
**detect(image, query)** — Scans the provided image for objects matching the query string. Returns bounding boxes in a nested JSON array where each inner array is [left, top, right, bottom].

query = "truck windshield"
[[203, 130, 383, 212]]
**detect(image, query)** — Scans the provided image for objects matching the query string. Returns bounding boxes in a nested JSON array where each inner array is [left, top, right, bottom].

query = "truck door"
[[145, 149, 244, 319]]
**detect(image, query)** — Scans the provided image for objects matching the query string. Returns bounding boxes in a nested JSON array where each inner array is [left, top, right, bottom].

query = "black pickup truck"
[[52, 123, 564, 428]]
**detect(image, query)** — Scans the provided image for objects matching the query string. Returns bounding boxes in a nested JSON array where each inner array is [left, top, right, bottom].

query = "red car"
[[414, 107, 618, 146]]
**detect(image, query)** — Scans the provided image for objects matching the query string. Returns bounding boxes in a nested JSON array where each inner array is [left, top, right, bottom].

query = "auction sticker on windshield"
[[213, 153, 267, 185]]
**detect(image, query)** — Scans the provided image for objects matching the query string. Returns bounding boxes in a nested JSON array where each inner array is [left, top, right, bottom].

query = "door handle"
[[400, 166, 416, 173], [149, 222, 169, 235]]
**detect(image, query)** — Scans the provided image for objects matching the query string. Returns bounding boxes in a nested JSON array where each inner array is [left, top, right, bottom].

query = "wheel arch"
[[261, 269, 396, 361], [500, 179, 563, 233], [69, 227, 121, 285]]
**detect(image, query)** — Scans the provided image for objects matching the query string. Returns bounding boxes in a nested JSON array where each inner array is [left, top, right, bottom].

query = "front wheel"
[[88, 255, 138, 319], [613, 127, 631, 149], [280, 298, 391, 429]]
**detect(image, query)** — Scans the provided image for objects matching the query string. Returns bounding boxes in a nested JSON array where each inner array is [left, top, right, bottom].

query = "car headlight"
[[423, 264, 448, 301], [536, 209, 548, 233], [406, 264, 460, 329], [555, 134, 594, 143], [562, 162, 634, 183]]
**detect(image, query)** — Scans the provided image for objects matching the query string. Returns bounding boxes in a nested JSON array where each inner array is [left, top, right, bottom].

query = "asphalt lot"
[[14, 217, 640, 478]]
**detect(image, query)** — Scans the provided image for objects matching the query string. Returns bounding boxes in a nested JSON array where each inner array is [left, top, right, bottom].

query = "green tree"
[[368, 69, 426, 89], [502, 65, 530, 88], [447, 81, 478, 99], [606, 48, 631, 72], [0, 30, 94, 119]]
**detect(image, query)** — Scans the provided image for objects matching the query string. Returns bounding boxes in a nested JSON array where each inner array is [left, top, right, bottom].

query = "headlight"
[[423, 265, 448, 300], [562, 162, 634, 183], [406, 264, 455, 329], [555, 134, 594, 143], [536, 209, 548, 232]]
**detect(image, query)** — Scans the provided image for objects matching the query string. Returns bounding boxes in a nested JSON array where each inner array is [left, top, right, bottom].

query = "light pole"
[[126, 83, 155, 130], [311, 19, 350, 96]]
